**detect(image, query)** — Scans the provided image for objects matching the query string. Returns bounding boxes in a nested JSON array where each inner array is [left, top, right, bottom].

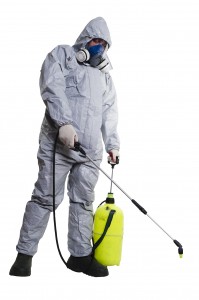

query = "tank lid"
[[106, 193, 115, 204]]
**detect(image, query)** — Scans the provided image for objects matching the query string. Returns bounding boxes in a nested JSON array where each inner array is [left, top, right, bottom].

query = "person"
[[9, 16, 120, 277]]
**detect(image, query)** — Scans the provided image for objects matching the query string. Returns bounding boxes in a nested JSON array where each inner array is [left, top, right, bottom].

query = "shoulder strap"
[[93, 209, 116, 251]]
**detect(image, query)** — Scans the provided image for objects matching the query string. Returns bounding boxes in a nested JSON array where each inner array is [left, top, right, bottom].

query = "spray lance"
[[73, 142, 183, 259]]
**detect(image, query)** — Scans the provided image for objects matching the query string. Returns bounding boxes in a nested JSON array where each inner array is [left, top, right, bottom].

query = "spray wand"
[[73, 142, 183, 258]]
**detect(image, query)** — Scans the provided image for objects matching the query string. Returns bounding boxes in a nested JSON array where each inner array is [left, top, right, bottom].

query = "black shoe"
[[9, 253, 32, 277], [66, 255, 109, 277]]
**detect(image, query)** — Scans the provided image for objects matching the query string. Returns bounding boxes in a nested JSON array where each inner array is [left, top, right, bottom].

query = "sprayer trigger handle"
[[72, 142, 80, 151], [73, 142, 86, 156]]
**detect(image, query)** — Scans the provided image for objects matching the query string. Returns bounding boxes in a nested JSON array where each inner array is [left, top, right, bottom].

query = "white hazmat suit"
[[16, 17, 120, 258]]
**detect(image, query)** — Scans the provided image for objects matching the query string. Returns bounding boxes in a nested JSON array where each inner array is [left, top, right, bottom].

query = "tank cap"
[[106, 193, 115, 204]]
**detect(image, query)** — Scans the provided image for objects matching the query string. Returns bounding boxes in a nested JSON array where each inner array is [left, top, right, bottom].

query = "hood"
[[73, 17, 112, 51]]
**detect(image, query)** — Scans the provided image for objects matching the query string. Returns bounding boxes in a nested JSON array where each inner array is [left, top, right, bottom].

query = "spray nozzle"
[[174, 240, 183, 258], [178, 246, 183, 258]]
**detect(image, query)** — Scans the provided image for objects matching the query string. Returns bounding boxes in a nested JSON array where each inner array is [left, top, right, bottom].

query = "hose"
[[52, 131, 68, 266]]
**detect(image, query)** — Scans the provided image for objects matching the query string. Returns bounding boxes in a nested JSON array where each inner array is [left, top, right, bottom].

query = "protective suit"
[[15, 17, 120, 264]]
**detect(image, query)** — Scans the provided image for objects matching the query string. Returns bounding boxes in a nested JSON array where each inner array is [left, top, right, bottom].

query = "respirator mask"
[[76, 42, 111, 73]]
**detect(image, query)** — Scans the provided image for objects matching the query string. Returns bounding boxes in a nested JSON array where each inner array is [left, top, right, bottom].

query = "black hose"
[[52, 131, 67, 266]]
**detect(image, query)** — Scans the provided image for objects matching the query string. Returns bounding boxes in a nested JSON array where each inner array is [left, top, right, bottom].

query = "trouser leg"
[[16, 201, 51, 256], [16, 148, 72, 256], [67, 160, 100, 257]]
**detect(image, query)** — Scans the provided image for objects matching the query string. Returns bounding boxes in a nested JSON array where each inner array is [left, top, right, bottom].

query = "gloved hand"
[[59, 124, 78, 148], [108, 149, 120, 164]]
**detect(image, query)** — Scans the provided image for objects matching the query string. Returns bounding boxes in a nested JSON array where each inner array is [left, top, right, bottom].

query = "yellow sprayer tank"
[[93, 193, 124, 266]]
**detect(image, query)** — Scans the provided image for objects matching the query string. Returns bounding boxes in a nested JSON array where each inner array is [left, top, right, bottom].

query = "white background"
[[1, 0, 199, 299]]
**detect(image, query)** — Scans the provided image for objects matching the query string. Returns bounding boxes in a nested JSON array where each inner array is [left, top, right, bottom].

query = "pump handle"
[[108, 156, 119, 165]]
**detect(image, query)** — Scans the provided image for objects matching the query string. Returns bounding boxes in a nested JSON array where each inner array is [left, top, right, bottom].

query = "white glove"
[[108, 149, 120, 164], [59, 124, 78, 148]]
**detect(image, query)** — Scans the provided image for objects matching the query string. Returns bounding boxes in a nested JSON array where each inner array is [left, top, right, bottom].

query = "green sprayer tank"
[[93, 193, 124, 266]]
